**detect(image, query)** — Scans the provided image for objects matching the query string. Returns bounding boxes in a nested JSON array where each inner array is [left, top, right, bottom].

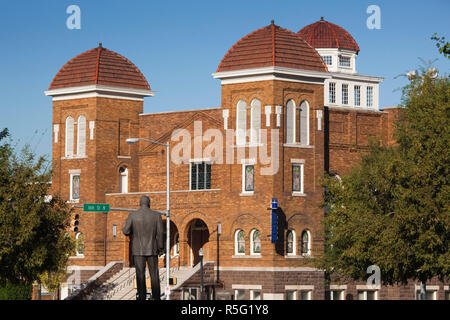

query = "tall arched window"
[[286, 230, 296, 256], [286, 99, 296, 144], [65, 116, 74, 157], [119, 167, 128, 193], [285, 100, 310, 145], [236, 100, 247, 145], [299, 101, 309, 145], [77, 115, 86, 156], [250, 229, 261, 255], [250, 99, 261, 144], [75, 232, 84, 256], [235, 229, 245, 255], [301, 230, 311, 256]]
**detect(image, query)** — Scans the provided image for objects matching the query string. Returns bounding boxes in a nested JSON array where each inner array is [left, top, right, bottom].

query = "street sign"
[[83, 203, 110, 212], [271, 198, 278, 243], [271, 198, 278, 210]]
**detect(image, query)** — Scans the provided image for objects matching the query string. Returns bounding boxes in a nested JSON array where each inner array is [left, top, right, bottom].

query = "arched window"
[[236, 100, 247, 145], [286, 230, 296, 255], [75, 232, 84, 256], [235, 229, 245, 255], [299, 101, 309, 145], [119, 167, 128, 193], [65, 116, 74, 157], [250, 99, 261, 144], [77, 115, 86, 156], [250, 229, 261, 255], [285, 100, 310, 145], [286, 99, 296, 144], [301, 230, 311, 256]]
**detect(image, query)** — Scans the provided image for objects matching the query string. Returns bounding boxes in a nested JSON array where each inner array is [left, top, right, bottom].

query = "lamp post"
[[199, 247, 204, 300], [126, 137, 171, 300]]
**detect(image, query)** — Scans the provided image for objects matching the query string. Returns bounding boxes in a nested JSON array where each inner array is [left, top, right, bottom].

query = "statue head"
[[139, 196, 150, 208]]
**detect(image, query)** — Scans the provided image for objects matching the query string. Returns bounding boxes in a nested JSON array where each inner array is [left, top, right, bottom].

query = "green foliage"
[[317, 68, 450, 285], [0, 281, 32, 300], [431, 33, 450, 59], [0, 129, 76, 297]]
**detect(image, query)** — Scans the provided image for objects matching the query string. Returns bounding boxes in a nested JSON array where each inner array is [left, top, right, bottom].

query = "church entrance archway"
[[186, 219, 209, 267]]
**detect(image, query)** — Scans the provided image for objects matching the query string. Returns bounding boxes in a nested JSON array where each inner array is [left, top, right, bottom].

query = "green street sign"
[[83, 203, 110, 212]]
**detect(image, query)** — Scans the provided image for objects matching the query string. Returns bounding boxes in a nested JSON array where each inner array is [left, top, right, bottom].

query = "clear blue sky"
[[0, 0, 448, 158]]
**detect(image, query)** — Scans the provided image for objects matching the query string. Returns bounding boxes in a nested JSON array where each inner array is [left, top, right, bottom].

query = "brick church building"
[[43, 18, 447, 300]]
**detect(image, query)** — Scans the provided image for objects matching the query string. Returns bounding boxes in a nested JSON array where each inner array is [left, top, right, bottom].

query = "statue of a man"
[[123, 196, 164, 300]]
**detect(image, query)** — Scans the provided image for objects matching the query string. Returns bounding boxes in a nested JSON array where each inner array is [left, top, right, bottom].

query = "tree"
[[431, 33, 450, 59], [317, 67, 449, 299], [0, 129, 75, 299]]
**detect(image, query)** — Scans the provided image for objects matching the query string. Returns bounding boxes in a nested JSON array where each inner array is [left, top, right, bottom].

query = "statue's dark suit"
[[123, 196, 164, 300]]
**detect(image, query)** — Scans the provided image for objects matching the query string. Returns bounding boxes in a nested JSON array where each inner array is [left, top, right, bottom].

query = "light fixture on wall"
[[113, 224, 117, 237]]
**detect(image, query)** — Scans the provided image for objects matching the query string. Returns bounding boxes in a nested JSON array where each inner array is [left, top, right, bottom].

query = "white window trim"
[[75, 232, 84, 257], [250, 289, 261, 300], [69, 170, 81, 203], [234, 229, 245, 256], [357, 289, 379, 300], [241, 159, 256, 195], [301, 230, 312, 256], [285, 290, 297, 300], [250, 229, 261, 256], [291, 159, 305, 196], [53, 124, 59, 143], [286, 230, 296, 256], [299, 101, 310, 146], [77, 115, 86, 156]]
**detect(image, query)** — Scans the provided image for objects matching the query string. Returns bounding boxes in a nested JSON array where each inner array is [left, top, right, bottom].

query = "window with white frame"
[[354, 85, 361, 106], [292, 162, 304, 194], [250, 99, 261, 145], [366, 86, 373, 107], [250, 290, 261, 300], [321, 55, 332, 65], [234, 289, 246, 300], [235, 229, 245, 255], [339, 55, 351, 67], [250, 229, 261, 255], [415, 289, 437, 300], [286, 290, 297, 300], [285, 100, 309, 145], [119, 166, 128, 193], [286, 230, 296, 255], [182, 288, 198, 300], [190, 162, 211, 190], [236, 100, 247, 145], [329, 83, 336, 104], [301, 230, 311, 256], [342, 84, 349, 105], [358, 290, 378, 300], [77, 115, 86, 156], [242, 163, 255, 193], [299, 101, 309, 145], [445, 289, 450, 300], [327, 289, 345, 300], [299, 290, 312, 300], [65, 116, 74, 157], [75, 232, 84, 256], [70, 173, 80, 202]]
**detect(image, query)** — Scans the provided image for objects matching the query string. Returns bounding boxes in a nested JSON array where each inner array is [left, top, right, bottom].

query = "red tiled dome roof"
[[217, 21, 327, 73], [297, 18, 360, 53], [49, 44, 150, 90]]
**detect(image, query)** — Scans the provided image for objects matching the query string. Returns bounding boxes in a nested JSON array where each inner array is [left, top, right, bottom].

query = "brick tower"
[[45, 43, 153, 267]]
